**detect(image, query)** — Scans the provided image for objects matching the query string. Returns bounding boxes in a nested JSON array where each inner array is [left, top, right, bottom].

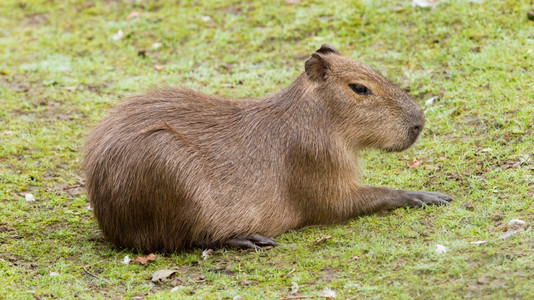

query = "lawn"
[[0, 0, 533, 298]]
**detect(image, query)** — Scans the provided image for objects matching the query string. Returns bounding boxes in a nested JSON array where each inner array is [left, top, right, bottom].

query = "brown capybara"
[[83, 44, 452, 253]]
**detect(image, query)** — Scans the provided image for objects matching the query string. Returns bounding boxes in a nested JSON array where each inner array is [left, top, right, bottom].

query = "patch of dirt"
[[25, 12, 49, 26], [317, 266, 338, 283]]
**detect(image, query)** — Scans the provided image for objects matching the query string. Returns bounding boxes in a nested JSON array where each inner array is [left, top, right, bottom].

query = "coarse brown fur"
[[83, 44, 451, 253]]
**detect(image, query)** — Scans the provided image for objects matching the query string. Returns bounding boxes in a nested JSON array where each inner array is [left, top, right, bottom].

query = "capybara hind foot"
[[221, 234, 278, 249]]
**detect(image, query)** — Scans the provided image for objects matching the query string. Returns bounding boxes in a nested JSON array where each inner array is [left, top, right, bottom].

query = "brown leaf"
[[424, 164, 437, 170], [151, 269, 178, 282], [126, 11, 141, 21], [407, 158, 421, 168], [132, 253, 156, 265], [461, 201, 474, 211], [310, 236, 332, 247], [171, 278, 183, 286]]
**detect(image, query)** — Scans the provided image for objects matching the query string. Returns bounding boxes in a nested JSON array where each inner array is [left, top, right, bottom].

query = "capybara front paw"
[[404, 191, 452, 207]]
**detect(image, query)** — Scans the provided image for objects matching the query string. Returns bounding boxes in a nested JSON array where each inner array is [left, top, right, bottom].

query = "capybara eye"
[[349, 84, 371, 95]]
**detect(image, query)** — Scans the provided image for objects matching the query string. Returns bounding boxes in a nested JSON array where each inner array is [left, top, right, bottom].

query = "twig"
[[282, 268, 296, 277], [83, 260, 113, 285]]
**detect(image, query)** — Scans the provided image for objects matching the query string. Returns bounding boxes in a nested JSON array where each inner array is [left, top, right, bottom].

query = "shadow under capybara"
[[83, 44, 452, 253]]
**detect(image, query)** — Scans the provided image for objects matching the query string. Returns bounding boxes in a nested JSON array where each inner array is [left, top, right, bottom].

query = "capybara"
[[84, 44, 452, 253]]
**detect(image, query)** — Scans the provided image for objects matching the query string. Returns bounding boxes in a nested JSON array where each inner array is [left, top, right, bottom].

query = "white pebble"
[[435, 244, 447, 254], [321, 287, 336, 298], [122, 255, 131, 264], [25, 193, 35, 201]]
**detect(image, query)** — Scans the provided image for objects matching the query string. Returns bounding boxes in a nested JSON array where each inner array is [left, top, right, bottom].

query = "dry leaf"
[[132, 253, 156, 265], [151, 269, 178, 282], [154, 65, 165, 71], [126, 11, 141, 21], [310, 236, 332, 247], [461, 201, 474, 211], [424, 164, 437, 170], [408, 158, 421, 169], [201, 249, 214, 260]]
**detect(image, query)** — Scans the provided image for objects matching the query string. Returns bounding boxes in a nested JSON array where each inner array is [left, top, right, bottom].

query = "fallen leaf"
[[310, 236, 332, 247], [151, 42, 162, 50], [201, 249, 214, 260], [461, 201, 474, 211], [126, 11, 140, 21], [408, 158, 422, 169], [424, 164, 437, 170], [154, 65, 165, 71], [171, 278, 183, 286], [82, 2, 94, 9], [151, 269, 178, 282], [132, 253, 156, 265]]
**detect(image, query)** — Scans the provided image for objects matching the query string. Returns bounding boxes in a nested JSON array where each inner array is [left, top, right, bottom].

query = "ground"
[[0, 0, 533, 299]]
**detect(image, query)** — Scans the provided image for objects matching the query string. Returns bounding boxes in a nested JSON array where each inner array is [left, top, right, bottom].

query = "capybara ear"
[[316, 44, 340, 55], [305, 53, 331, 82]]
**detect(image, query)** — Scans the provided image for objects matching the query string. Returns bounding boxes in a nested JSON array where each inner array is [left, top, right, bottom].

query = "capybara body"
[[84, 45, 451, 253]]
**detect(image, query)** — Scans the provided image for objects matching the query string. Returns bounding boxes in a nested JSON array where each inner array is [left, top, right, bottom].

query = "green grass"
[[1, 0, 533, 298]]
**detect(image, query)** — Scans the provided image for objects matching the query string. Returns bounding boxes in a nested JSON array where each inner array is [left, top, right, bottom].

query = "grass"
[[1, 0, 533, 298]]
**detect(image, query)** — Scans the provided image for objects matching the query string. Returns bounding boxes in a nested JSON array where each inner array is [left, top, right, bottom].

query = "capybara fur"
[[83, 44, 452, 253]]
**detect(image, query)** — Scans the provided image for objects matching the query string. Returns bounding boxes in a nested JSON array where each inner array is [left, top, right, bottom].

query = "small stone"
[[25, 193, 35, 201], [435, 244, 447, 255]]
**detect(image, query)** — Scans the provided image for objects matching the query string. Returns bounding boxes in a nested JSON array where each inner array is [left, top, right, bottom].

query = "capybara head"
[[305, 44, 425, 152]]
